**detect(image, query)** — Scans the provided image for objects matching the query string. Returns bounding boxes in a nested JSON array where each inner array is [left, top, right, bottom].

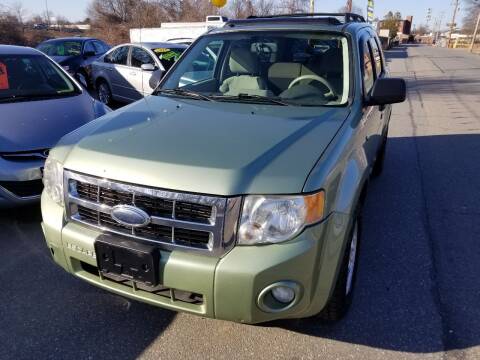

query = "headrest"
[[229, 47, 258, 74], [268, 62, 302, 79]]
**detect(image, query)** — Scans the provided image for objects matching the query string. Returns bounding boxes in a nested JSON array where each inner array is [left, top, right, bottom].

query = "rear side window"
[[369, 38, 383, 77], [93, 41, 108, 54], [106, 46, 129, 65], [362, 42, 375, 94]]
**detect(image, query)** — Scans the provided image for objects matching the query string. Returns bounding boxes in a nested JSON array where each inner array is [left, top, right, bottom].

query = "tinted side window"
[[369, 38, 383, 77], [362, 42, 375, 94], [93, 41, 106, 55], [83, 42, 95, 54], [131, 47, 155, 68], [107, 46, 129, 65]]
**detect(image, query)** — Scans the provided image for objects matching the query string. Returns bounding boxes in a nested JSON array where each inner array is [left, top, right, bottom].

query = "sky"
[[2, 0, 464, 28]]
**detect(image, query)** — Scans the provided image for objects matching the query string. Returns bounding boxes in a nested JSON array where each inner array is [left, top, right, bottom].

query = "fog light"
[[271, 286, 295, 304], [257, 281, 302, 313]]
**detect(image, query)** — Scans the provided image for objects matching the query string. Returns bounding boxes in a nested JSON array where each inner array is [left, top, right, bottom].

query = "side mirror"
[[149, 69, 164, 89], [84, 50, 96, 58], [367, 78, 406, 106], [141, 63, 156, 72]]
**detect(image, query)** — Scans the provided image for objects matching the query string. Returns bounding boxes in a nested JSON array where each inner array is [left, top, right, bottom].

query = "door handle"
[[130, 72, 137, 76]]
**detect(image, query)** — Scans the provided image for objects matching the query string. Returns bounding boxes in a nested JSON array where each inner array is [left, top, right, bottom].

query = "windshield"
[[0, 54, 80, 102], [152, 47, 185, 72], [37, 40, 83, 57], [159, 31, 350, 106]]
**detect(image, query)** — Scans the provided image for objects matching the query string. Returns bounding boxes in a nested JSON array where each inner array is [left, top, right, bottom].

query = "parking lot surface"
[[1, 45, 479, 359]]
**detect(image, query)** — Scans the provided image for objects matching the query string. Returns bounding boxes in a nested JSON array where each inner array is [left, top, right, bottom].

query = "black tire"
[[372, 136, 387, 177], [318, 211, 362, 322], [97, 80, 112, 106]]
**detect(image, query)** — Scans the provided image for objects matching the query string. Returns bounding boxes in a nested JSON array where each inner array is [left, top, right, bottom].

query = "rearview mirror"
[[141, 63, 156, 72], [367, 78, 406, 106]]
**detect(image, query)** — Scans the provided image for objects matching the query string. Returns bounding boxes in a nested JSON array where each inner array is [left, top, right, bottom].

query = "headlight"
[[43, 157, 64, 205], [238, 191, 325, 245]]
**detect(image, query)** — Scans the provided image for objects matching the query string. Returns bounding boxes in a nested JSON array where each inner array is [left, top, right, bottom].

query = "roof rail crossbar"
[[246, 12, 366, 23]]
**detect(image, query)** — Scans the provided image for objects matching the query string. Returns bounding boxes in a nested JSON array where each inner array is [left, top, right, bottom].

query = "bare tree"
[[255, 0, 275, 16], [463, 0, 480, 33], [9, 1, 28, 24], [279, 0, 309, 14], [414, 24, 428, 36], [338, 4, 364, 16], [0, 11, 26, 44]]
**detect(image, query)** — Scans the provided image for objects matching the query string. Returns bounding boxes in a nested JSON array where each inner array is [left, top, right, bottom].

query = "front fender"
[[304, 109, 369, 217], [333, 152, 368, 214]]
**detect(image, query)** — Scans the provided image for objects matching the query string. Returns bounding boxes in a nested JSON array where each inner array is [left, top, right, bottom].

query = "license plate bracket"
[[94, 234, 160, 287]]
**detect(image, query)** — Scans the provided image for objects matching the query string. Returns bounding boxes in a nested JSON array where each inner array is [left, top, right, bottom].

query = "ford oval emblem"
[[111, 205, 150, 228]]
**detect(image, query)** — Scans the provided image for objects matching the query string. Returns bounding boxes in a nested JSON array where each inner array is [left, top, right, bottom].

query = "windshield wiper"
[[211, 94, 290, 106], [0, 92, 73, 103], [154, 88, 214, 102]]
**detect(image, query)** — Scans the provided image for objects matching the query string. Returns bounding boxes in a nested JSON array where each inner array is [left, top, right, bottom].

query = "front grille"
[[75, 182, 212, 222], [65, 171, 236, 256], [0, 180, 43, 197]]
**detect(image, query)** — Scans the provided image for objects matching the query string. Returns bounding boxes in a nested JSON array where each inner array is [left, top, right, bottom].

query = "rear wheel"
[[318, 212, 361, 322], [97, 80, 112, 106]]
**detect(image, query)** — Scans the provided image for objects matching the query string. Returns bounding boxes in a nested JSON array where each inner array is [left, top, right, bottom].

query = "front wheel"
[[318, 213, 361, 322]]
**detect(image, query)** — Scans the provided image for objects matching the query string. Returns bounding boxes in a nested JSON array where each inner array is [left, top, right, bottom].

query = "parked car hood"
[[0, 92, 96, 153], [61, 96, 350, 195]]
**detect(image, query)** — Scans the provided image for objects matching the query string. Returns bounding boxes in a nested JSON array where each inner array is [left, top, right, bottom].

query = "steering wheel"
[[288, 75, 336, 98]]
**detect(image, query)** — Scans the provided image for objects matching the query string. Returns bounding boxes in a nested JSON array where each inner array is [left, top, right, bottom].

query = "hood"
[[63, 96, 350, 196], [0, 92, 96, 153]]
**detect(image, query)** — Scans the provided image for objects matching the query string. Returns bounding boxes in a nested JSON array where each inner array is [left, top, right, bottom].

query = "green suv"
[[41, 13, 406, 324]]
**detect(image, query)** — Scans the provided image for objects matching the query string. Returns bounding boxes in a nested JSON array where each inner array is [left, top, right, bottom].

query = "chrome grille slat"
[[64, 170, 237, 256]]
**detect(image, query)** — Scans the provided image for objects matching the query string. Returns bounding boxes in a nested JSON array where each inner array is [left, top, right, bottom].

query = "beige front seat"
[[219, 48, 268, 96], [268, 63, 303, 93]]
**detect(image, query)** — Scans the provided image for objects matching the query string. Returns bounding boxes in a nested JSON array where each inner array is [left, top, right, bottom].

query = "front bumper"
[[41, 193, 351, 324], [0, 157, 44, 208]]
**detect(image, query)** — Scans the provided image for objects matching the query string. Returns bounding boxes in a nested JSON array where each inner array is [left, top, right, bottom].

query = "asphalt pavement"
[[0, 44, 479, 359]]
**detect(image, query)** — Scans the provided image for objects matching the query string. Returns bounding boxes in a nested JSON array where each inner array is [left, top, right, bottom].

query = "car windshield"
[[37, 40, 83, 57], [159, 31, 350, 106], [152, 47, 185, 72], [0, 54, 80, 102]]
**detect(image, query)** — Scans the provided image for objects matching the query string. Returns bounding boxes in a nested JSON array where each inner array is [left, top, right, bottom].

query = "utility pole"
[[426, 8, 432, 33], [470, 12, 480, 52], [448, 0, 460, 47], [310, 0, 315, 13], [45, 0, 50, 25]]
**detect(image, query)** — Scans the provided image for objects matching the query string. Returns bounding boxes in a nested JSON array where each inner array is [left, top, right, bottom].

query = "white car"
[[91, 42, 187, 105]]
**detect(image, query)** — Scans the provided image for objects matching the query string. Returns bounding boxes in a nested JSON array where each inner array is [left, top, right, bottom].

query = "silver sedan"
[[0, 45, 110, 207], [91, 42, 187, 105]]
